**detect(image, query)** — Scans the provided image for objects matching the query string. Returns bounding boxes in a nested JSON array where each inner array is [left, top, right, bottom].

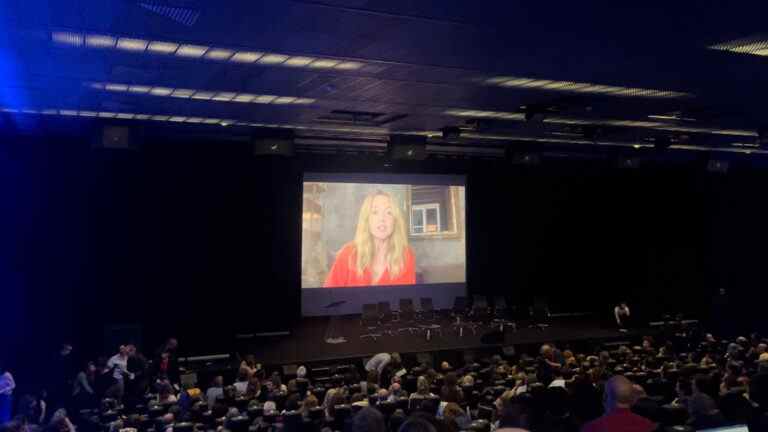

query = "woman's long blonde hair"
[[351, 190, 409, 278]]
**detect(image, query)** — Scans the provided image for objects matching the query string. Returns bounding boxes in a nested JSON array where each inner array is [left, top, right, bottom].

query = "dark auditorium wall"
[[1, 135, 766, 371]]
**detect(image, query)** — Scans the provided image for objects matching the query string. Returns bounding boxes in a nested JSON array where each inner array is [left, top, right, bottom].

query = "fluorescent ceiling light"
[[85, 34, 116, 48], [116, 113, 135, 119], [78, 111, 97, 117], [128, 85, 151, 94], [709, 36, 768, 57], [150, 87, 173, 96], [308, 59, 340, 69], [204, 49, 234, 60], [185, 117, 204, 123], [233, 94, 256, 103], [284, 56, 315, 67], [168, 116, 187, 122], [258, 54, 289, 64], [147, 41, 179, 54], [170, 89, 195, 98], [486, 75, 690, 98], [51, 31, 373, 73], [116, 38, 148, 52], [52, 31, 83, 46], [176, 44, 208, 58], [253, 95, 277, 104], [93, 81, 318, 106], [230, 51, 263, 63], [98, 112, 117, 118], [134, 114, 151, 120], [151, 115, 170, 121]]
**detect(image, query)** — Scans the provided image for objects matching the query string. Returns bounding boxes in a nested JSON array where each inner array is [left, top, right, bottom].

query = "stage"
[[247, 314, 653, 366]]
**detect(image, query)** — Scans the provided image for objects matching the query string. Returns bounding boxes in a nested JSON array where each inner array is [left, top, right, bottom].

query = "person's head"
[[498, 393, 534, 430], [118, 345, 128, 356], [159, 383, 173, 399], [758, 344, 768, 355], [60, 344, 73, 356], [126, 344, 137, 356], [603, 376, 636, 412], [85, 361, 96, 374], [540, 344, 554, 360], [676, 378, 693, 399], [165, 338, 178, 351], [297, 365, 307, 379], [237, 367, 250, 382], [352, 191, 408, 277], [619, 301, 627, 309], [416, 376, 430, 395], [397, 417, 436, 432], [352, 407, 385, 432], [212, 375, 224, 388], [390, 353, 402, 368]]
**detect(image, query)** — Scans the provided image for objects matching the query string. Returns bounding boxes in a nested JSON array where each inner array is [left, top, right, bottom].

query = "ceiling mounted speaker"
[[252, 129, 295, 157], [389, 134, 427, 160], [93, 125, 139, 150]]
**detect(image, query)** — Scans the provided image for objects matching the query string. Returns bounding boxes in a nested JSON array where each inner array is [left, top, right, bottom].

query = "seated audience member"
[[240, 355, 259, 378], [71, 361, 96, 410], [581, 376, 656, 432], [442, 402, 470, 432], [671, 377, 693, 409], [300, 394, 319, 418], [233, 368, 250, 396], [157, 382, 177, 405], [440, 372, 463, 403], [245, 375, 263, 401], [352, 407, 385, 432], [206, 376, 224, 409], [687, 392, 725, 430], [495, 393, 534, 432], [537, 344, 561, 386], [408, 376, 436, 409]]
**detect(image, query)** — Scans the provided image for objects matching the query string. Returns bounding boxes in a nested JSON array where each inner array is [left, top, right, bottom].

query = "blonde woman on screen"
[[324, 190, 416, 287]]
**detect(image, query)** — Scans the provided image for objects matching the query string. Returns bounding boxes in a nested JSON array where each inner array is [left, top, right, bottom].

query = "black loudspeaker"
[[94, 125, 138, 150], [389, 134, 427, 160], [252, 130, 295, 156]]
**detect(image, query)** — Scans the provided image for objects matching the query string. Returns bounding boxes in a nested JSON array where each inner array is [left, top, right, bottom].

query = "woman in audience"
[[440, 372, 463, 404], [409, 376, 436, 409], [233, 367, 250, 396], [206, 376, 224, 409], [324, 190, 416, 287], [71, 361, 96, 411], [0, 363, 15, 424]]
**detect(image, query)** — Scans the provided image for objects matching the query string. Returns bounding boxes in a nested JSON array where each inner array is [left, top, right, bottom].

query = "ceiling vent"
[[138, 1, 201, 27], [316, 110, 406, 127]]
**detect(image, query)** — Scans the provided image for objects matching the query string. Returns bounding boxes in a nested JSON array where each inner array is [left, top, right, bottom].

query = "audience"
[[10, 325, 768, 432]]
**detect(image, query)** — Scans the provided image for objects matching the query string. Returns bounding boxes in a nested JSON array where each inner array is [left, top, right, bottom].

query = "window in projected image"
[[301, 180, 466, 289]]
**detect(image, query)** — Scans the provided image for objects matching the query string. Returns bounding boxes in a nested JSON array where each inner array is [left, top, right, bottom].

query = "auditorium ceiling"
[[2, 1, 768, 155]]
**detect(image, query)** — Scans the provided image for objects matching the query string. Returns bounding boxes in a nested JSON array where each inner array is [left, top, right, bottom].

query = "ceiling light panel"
[[51, 31, 372, 73], [90, 81, 317, 106], [709, 36, 768, 57], [485, 75, 691, 98]]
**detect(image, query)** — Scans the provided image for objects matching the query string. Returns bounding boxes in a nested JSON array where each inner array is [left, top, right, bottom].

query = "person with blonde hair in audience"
[[408, 376, 435, 409]]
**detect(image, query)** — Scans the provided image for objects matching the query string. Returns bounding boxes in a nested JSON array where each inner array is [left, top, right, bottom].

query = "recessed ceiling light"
[[52, 31, 83, 46], [134, 114, 151, 120], [116, 113, 135, 119], [335, 61, 364, 70], [185, 117, 204, 123], [487, 75, 690, 98], [258, 54, 289, 64], [41, 109, 59, 115], [59, 110, 78, 116], [191, 91, 215, 100], [202, 118, 222, 124], [116, 38, 148, 52], [168, 116, 187, 122], [284, 56, 316, 67], [253, 95, 277, 104], [98, 112, 117, 118], [150, 87, 173, 96], [230, 51, 263, 63], [293, 98, 316, 104], [175, 44, 208, 58], [79, 111, 98, 117], [212, 92, 236, 101], [147, 41, 179, 54], [170, 89, 195, 98], [85, 34, 116, 48], [204, 49, 234, 60], [308, 59, 340, 69], [105, 83, 129, 92], [151, 115, 170, 121], [273, 97, 297, 104], [233, 93, 256, 103], [128, 85, 151, 94]]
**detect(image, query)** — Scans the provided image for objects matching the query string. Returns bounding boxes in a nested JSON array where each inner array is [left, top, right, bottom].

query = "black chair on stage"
[[471, 295, 492, 324], [418, 297, 442, 340], [452, 296, 477, 337], [492, 296, 517, 332], [529, 297, 551, 330], [398, 298, 420, 334], [378, 301, 396, 335], [361, 303, 382, 340]]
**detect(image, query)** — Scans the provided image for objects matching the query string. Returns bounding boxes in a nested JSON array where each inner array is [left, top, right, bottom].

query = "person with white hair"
[[581, 375, 656, 432]]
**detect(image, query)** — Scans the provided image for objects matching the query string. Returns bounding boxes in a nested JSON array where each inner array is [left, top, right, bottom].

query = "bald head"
[[605, 376, 635, 411]]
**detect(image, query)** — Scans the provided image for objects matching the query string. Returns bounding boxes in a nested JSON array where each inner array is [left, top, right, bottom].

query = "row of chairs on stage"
[[359, 296, 552, 340]]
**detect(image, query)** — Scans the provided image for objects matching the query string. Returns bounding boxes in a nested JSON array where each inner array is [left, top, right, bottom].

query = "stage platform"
[[247, 314, 653, 366]]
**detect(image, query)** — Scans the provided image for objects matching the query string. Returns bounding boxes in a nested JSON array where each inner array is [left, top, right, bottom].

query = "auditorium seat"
[[398, 299, 420, 334]]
